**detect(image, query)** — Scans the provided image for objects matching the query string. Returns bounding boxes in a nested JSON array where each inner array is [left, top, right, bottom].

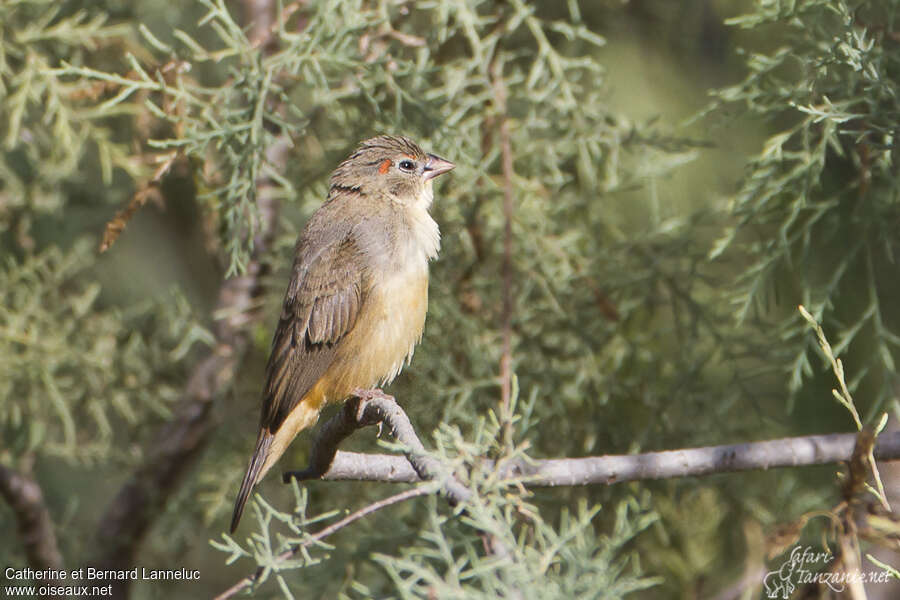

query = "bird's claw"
[[352, 387, 387, 423]]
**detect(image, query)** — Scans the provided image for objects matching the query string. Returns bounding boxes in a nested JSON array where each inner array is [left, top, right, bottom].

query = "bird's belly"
[[323, 263, 429, 400]]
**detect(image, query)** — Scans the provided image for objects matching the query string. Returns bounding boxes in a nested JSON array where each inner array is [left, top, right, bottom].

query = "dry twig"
[[490, 56, 516, 450]]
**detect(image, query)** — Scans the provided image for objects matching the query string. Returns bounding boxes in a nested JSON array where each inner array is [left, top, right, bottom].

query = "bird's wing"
[[260, 231, 364, 432]]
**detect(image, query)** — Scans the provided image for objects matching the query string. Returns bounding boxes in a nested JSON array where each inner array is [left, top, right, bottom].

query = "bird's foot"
[[352, 387, 390, 401], [351, 388, 391, 436], [351, 387, 389, 421]]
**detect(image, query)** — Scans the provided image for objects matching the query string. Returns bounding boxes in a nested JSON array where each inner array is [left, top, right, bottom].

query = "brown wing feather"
[[261, 234, 364, 432]]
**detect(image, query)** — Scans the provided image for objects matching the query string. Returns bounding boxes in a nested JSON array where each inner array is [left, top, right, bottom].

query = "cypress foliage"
[[2, 1, 899, 598]]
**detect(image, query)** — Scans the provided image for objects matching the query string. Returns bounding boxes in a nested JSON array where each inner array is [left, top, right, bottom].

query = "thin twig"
[[305, 487, 430, 547], [98, 151, 178, 253], [214, 487, 429, 600], [798, 305, 863, 430], [490, 55, 516, 450]]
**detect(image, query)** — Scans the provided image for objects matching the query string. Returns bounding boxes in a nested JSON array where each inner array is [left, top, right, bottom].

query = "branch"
[[0, 460, 64, 572], [302, 430, 900, 486]]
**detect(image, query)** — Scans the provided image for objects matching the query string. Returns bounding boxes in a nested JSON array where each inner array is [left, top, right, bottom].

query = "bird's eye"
[[399, 160, 416, 172]]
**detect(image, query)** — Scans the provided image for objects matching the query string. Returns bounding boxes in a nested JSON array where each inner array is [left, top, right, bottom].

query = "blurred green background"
[[3, 0, 900, 598]]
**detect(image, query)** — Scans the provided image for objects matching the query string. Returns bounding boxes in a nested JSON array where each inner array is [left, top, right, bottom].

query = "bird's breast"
[[326, 258, 430, 398], [369, 260, 430, 383]]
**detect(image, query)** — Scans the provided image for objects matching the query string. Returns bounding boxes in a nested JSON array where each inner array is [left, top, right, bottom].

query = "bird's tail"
[[230, 396, 324, 533], [230, 431, 273, 533]]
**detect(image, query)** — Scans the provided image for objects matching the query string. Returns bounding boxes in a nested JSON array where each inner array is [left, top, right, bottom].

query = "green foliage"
[[51, 0, 283, 275], [0, 239, 209, 462], [1, 0, 139, 245], [370, 485, 658, 600], [708, 0, 900, 417]]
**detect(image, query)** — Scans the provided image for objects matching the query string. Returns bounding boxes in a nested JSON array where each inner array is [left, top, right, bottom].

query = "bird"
[[230, 135, 454, 532]]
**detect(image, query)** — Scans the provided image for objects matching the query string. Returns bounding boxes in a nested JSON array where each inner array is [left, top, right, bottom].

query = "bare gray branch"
[[307, 431, 900, 486]]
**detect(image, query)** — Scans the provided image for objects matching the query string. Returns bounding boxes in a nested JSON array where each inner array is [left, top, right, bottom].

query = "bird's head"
[[330, 135, 454, 208]]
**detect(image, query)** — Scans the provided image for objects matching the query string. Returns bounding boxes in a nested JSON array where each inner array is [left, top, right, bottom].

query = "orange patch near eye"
[[378, 159, 392, 174]]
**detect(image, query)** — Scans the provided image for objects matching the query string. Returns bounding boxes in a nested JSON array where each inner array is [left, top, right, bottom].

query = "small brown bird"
[[230, 135, 454, 532]]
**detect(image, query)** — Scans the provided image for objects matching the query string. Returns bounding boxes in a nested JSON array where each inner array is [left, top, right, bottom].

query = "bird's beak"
[[423, 154, 455, 180]]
